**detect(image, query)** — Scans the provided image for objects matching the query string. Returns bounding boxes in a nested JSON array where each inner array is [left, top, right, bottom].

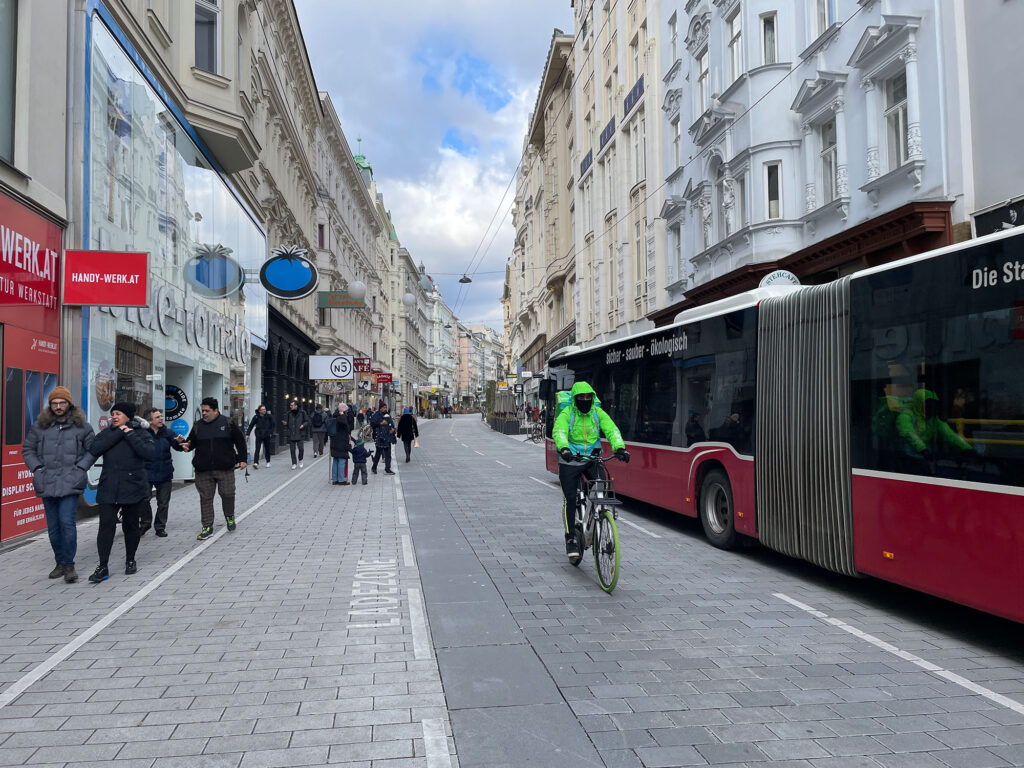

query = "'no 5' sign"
[[309, 355, 353, 380]]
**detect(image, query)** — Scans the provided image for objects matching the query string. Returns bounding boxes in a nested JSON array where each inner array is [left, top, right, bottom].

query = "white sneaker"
[[266, 461, 270, 467], [291, 463, 297, 469], [299, 462, 304, 468]]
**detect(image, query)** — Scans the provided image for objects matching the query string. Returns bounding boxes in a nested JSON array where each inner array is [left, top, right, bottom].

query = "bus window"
[[604, 365, 639, 442], [682, 356, 714, 446], [638, 355, 680, 446]]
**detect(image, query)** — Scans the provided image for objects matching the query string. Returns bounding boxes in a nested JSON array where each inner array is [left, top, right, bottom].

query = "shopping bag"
[[414, 438, 420, 448]]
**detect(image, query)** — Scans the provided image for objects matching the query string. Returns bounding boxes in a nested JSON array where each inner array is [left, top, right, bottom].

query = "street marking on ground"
[[347, 558, 401, 630], [422, 718, 453, 768], [407, 587, 433, 660], [473, 450, 485, 456], [774, 593, 1024, 716], [495, 460, 510, 468], [618, 517, 662, 538], [402, 534, 416, 568], [396, 482, 408, 526], [530, 475, 557, 489], [0, 459, 324, 710]]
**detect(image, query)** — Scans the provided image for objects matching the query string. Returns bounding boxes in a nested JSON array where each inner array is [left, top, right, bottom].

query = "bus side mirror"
[[539, 379, 555, 400]]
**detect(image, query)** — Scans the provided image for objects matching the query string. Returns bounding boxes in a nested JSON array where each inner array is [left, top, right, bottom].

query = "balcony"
[[623, 74, 644, 118], [599, 116, 615, 151], [580, 149, 593, 178]]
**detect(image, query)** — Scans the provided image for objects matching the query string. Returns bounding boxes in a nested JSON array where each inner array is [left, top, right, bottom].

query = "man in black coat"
[[369, 400, 396, 475], [143, 407, 185, 537], [281, 400, 309, 469], [180, 397, 247, 540], [246, 404, 274, 469], [87, 402, 155, 583]]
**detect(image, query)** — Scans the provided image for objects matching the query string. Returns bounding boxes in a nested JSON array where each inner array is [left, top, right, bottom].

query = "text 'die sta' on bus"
[[540, 225, 1024, 622]]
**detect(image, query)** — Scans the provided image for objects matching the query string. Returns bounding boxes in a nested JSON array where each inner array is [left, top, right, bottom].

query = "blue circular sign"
[[260, 245, 319, 300], [165, 385, 188, 420], [185, 244, 244, 298], [170, 418, 190, 437]]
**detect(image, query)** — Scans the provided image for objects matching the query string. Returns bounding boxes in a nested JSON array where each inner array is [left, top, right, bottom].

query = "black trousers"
[[289, 440, 304, 464], [253, 435, 272, 463], [97, 500, 148, 566], [372, 444, 392, 471], [557, 461, 602, 538], [143, 481, 172, 532], [402, 439, 413, 461]]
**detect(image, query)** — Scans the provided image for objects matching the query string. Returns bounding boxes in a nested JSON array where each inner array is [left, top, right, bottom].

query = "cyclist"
[[552, 381, 630, 559]]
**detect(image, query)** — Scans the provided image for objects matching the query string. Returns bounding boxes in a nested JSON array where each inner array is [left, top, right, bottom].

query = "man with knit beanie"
[[23, 386, 97, 583], [87, 402, 154, 582]]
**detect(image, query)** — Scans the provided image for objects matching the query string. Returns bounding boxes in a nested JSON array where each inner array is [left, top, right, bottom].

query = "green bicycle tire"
[[593, 509, 620, 592]]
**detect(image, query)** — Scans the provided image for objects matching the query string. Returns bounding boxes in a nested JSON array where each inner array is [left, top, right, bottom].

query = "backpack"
[[311, 410, 325, 428], [555, 390, 600, 433]]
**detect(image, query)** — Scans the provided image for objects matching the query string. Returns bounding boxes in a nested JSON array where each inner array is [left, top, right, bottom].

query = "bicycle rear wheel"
[[593, 509, 620, 592]]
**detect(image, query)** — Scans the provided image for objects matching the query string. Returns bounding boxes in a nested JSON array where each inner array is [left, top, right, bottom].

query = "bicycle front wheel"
[[593, 509, 620, 592]]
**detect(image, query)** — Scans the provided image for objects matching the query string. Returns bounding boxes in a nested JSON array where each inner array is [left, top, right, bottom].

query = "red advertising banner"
[[0, 192, 62, 337], [353, 357, 372, 372], [1, 325, 61, 541], [376, 372, 393, 383], [63, 250, 149, 306]]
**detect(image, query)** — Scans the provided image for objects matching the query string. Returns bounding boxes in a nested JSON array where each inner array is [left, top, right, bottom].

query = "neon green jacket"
[[552, 381, 625, 458], [896, 388, 972, 456]]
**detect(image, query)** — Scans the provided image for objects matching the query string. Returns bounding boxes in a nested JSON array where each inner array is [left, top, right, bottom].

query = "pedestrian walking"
[[369, 400, 396, 475], [397, 407, 419, 463], [180, 397, 247, 540], [326, 405, 352, 485], [344, 402, 356, 432], [22, 386, 97, 583], [310, 403, 328, 457], [282, 400, 309, 468], [356, 407, 366, 430], [246, 404, 274, 468], [350, 438, 372, 485], [142, 407, 185, 537], [87, 402, 155, 582]]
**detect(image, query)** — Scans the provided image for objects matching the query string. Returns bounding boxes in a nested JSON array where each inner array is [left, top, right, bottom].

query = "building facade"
[[655, 0, 968, 321]]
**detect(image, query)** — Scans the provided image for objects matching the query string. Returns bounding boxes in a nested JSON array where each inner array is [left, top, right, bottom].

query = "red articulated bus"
[[542, 226, 1024, 622]]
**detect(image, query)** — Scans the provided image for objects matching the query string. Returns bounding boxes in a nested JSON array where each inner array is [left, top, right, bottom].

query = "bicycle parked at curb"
[[526, 421, 544, 443], [566, 452, 625, 592]]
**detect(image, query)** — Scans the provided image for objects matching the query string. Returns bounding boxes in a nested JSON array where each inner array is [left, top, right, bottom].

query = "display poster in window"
[[1, 326, 60, 541]]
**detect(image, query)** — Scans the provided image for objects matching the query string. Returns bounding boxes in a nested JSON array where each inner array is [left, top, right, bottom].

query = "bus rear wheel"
[[699, 470, 737, 549]]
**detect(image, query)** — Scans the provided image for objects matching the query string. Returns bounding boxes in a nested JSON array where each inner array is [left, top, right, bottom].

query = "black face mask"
[[575, 397, 594, 414], [924, 400, 940, 420]]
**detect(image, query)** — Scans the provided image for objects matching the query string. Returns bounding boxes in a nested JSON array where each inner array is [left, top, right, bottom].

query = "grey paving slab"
[[435, 644, 562, 709]]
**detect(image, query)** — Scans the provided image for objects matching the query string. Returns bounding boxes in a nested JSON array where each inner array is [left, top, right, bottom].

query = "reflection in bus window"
[[639, 355, 678, 446], [605, 365, 639, 442]]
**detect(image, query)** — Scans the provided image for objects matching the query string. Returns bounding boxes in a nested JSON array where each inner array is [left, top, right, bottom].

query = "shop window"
[[195, 0, 220, 74], [0, 0, 16, 163], [115, 335, 153, 411]]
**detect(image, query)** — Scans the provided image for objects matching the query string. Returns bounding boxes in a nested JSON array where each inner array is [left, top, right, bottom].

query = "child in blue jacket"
[[350, 439, 373, 485]]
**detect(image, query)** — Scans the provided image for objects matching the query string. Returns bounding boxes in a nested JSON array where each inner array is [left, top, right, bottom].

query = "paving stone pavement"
[[4, 415, 1024, 768], [0, 446, 457, 768]]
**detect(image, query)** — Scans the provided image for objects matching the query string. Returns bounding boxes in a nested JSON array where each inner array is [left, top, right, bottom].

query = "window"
[[632, 122, 641, 183], [819, 118, 838, 204], [696, 48, 709, 116], [761, 13, 777, 65], [766, 162, 782, 219], [736, 174, 746, 229], [317, 307, 330, 327], [604, 149, 615, 211], [668, 14, 678, 61], [634, 219, 644, 296], [672, 225, 682, 274], [630, 36, 639, 83], [815, 0, 836, 36], [727, 12, 742, 83], [605, 79, 614, 120], [715, 165, 728, 240], [672, 119, 681, 168], [884, 70, 909, 170], [317, 224, 325, 248], [607, 236, 616, 316], [195, 0, 220, 73], [0, 0, 16, 163]]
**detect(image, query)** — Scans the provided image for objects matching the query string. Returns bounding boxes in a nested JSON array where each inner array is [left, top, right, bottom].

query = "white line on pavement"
[[473, 450, 485, 456], [407, 586, 433, 660], [495, 460, 509, 468], [618, 517, 662, 538], [402, 534, 416, 569], [422, 718, 453, 768], [774, 592, 1024, 716], [396, 482, 408, 526], [530, 475, 557, 489], [0, 460, 324, 711]]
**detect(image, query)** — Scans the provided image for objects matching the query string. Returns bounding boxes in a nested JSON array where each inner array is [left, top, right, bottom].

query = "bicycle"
[[526, 421, 544, 443], [565, 452, 625, 592]]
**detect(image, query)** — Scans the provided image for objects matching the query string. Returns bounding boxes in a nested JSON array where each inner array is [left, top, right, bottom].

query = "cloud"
[[294, 0, 574, 330]]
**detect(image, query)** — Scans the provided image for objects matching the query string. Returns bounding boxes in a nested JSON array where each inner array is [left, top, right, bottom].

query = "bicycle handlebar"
[[563, 452, 624, 464]]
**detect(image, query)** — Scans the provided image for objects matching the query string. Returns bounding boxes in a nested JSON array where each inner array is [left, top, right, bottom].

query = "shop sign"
[[63, 250, 148, 306], [260, 245, 319, 300], [0, 192, 61, 333], [358, 372, 373, 391], [318, 381, 348, 395], [317, 291, 364, 309], [1, 326, 60, 541], [498, 382, 508, 391], [376, 372, 393, 383], [353, 358, 372, 372], [759, 269, 801, 288], [309, 355, 353, 380]]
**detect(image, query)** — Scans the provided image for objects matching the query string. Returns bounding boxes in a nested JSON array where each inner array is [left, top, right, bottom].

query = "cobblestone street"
[[2, 415, 1024, 767]]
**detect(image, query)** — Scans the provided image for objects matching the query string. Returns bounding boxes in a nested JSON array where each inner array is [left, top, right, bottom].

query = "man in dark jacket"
[[396, 407, 419, 463], [143, 407, 185, 537], [246, 404, 274, 469], [282, 400, 309, 469], [181, 397, 247, 540], [87, 402, 155, 582], [310, 403, 328, 458], [22, 386, 97, 583], [326, 406, 352, 485], [369, 400, 396, 475]]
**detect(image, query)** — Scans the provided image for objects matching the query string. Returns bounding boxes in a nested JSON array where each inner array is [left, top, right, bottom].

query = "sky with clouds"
[[294, 0, 574, 333]]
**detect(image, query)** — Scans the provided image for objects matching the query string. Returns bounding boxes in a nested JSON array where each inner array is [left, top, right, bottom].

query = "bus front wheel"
[[699, 470, 737, 549]]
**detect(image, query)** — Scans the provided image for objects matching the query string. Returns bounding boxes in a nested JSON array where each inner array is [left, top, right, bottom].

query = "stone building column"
[[902, 37, 922, 159], [862, 78, 880, 181], [802, 123, 816, 213]]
